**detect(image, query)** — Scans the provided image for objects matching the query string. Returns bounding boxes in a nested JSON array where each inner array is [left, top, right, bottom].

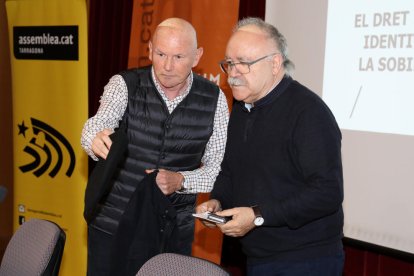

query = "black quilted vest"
[[91, 67, 220, 234]]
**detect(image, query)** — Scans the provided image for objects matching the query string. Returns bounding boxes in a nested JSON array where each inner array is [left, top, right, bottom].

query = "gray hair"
[[235, 17, 295, 76]]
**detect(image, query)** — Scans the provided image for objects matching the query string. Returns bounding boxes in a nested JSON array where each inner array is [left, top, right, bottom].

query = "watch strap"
[[251, 205, 262, 217]]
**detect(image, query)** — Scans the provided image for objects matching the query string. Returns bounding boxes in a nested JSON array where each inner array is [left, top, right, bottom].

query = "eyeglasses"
[[219, 53, 279, 74]]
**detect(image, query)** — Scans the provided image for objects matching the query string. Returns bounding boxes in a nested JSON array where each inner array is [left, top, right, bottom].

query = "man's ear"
[[272, 53, 283, 75], [192, 47, 204, 68], [148, 41, 153, 61]]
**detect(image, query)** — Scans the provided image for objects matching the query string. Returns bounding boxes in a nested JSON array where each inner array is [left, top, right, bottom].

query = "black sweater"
[[211, 76, 344, 264]]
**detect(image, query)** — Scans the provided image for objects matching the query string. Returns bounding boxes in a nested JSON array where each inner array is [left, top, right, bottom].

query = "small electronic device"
[[192, 211, 230, 224]]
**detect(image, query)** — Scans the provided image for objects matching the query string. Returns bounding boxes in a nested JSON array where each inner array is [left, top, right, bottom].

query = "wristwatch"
[[252, 205, 264, 226]]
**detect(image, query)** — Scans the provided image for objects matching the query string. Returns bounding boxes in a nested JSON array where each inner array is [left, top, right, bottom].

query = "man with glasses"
[[196, 17, 344, 275]]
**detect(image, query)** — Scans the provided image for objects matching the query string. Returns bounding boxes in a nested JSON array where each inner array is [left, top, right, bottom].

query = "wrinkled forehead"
[[226, 27, 273, 58]]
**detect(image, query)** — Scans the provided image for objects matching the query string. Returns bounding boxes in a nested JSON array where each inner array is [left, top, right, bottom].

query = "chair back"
[[0, 218, 66, 276], [136, 253, 229, 276]]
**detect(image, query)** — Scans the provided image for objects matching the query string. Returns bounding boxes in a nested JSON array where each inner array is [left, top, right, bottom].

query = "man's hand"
[[215, 207, 256, 237], [145, 169, 183, 195], [195, 199, 222, 228], [91, 129, 114, 159]]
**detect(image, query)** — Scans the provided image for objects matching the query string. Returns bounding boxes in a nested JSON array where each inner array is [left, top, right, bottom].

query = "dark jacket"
[[110, 171, 179, 275], [84, 127, 180, 275]]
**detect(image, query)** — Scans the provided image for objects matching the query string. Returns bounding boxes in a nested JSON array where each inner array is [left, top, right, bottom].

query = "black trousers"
[[87, 227, 193, 276], [87, 223, 193, 276], [87, 226, 113, 276]]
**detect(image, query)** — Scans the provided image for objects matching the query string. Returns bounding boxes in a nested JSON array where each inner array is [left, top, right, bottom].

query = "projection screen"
[[266, 0, 414, 256]]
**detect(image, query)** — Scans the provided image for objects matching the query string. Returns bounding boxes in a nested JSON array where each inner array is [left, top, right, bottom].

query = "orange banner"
[[128, 0, 238, 108], [128, 0, 239, 264]]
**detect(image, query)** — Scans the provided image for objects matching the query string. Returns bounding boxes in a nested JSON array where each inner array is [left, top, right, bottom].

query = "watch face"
[[254, 217, 264, 226]]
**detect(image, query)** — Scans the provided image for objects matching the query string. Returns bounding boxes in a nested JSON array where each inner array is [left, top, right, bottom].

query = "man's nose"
[[164, 57, 173, 71]]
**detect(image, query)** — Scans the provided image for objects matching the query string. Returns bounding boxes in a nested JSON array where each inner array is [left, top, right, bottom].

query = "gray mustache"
[[227, 77, 245, 86]]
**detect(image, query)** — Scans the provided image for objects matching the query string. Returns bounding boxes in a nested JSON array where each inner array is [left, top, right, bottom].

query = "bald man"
[[81, 18, 229, 275]]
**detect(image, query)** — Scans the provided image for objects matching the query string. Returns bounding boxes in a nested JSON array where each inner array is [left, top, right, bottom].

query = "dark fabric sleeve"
[[263, 101, 343, 229], [210, 151, 234, 210], [83, 128, 128, 223]]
